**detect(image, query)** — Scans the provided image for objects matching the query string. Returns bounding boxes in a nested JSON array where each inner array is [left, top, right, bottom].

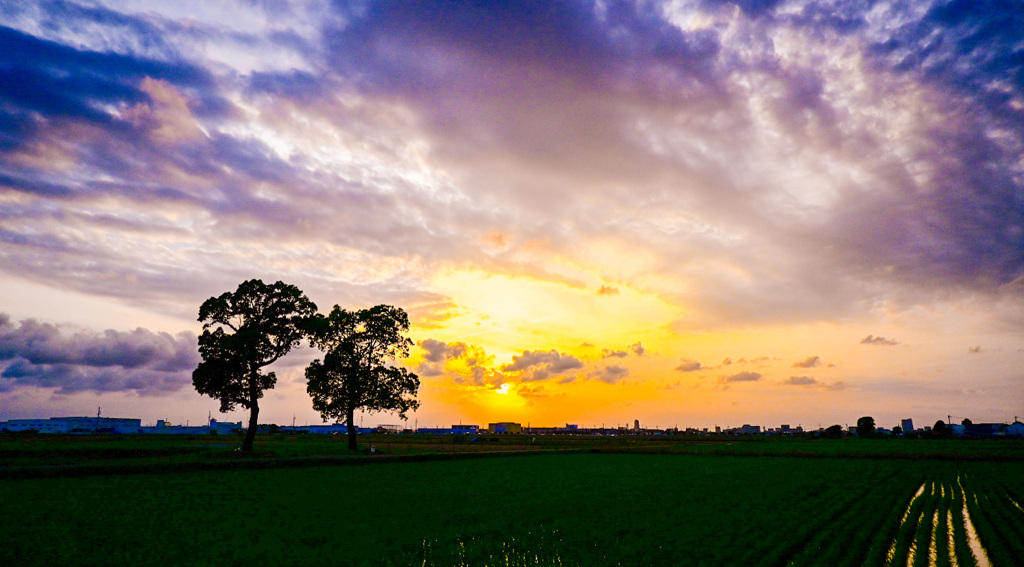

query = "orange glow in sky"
[[2, 2, 1022, 431]]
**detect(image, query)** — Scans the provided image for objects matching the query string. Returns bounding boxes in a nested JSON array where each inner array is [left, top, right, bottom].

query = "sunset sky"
[[1, 1, 1023, 431]]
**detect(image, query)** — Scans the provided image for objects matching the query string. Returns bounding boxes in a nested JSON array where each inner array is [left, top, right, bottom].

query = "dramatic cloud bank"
[[0, 314, 197, 394], [1, 1, 1021, 426], [2, 1, 1022, 323]]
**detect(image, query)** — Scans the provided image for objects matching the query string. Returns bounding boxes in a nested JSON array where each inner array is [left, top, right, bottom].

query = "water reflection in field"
[[413, 527, 578, 567]]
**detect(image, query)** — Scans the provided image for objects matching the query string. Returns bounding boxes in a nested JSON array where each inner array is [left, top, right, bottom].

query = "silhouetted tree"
[[823, 424, 844, 439], [961, 418, 972, 426], [305, 305, 420, 450], [856, 416, 876, 438], [193, 279, 317, 452], [892, 425, 903, 436], [932, 419, 951, 438]]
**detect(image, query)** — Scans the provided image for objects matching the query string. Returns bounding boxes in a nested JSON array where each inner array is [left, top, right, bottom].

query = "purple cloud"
[[502, 349, 583, 382], [675, 359, 703, 372], [0, 314, 197, 394], [861, 335, 899, 346], [591, 364, 629, 384], [783, 376, 817, 386], [721, 371, 762, 383], [792, 356, 821, 368]]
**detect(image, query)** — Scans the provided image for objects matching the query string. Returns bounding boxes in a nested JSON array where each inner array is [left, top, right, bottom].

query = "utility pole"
[[95, 407, 101, 432]]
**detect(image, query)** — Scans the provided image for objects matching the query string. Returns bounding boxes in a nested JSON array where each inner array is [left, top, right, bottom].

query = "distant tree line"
[[818, 416, 964, 440], [192, 279, 420, 452]]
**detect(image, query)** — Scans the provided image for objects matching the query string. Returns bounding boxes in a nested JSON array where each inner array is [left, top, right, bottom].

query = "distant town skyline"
[[1, 2, 1023, 429]]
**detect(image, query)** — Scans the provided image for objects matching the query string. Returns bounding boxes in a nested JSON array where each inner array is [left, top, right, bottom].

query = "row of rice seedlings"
[[963, 474, 1024, 566], [930, 471, 970, 567], [1007, 485, 1024, 511], [408, 527, 579, 567], [908, 480, 941, 567], [995, 482, 1024, 516], [796, 466, 922, 567], [746, 465, 908, 567], [860, 470, 929, 567], [958, 474, 994, 567], [890, 472, 981, 567], [729, 474, 865, 566], [932, 476, 952, 567], [834, 481, 921, 567], [782, 475, 904, 567], [948, 474, 979, 567], [880, 481, 929, 567]]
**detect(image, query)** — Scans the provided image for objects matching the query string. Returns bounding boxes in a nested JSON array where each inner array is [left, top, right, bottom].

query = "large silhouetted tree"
[[305, 304, 420, 450], [193, 279, 317, 452], [856, 416, 876, 438]]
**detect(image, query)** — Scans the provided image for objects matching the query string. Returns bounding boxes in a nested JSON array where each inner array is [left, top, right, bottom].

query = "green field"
[[2, 433, 1020, 471], [1, 436, 1022, 566]]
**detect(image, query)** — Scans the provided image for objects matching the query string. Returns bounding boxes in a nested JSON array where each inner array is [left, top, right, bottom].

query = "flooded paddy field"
[[2, 449, 1021, 566]]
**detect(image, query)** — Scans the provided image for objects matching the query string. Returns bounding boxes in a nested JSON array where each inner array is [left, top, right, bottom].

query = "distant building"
[[901, 418, 914, 433], [141, 418, 241, 435], [634, 419, 640, 430], [765, 425, 803, 436], [277, 423, 373, 435], [413, 425, 477, 435], [1006, 420, 1024, 438], [488, 422, 522, 434], [962, 423, 1006, 439], [1, 416, 141, 434], [416, 428, 455, 435]]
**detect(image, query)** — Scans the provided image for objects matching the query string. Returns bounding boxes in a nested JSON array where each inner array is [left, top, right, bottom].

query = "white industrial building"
[[140, 418, 241, 435], [0, 416, 142, 434]]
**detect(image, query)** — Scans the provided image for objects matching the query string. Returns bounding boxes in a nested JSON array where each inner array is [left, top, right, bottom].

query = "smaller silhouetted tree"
[[823, 424, 844, 439], [932, 420, 951, 438], [856, 416, 876, 438], [892, 425, 903, 436], [961, 418, 972, 426], [305, 305, 420, 450]]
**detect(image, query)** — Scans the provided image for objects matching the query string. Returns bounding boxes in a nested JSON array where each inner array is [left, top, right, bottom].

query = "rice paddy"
[[1, 437, 1021, 565]]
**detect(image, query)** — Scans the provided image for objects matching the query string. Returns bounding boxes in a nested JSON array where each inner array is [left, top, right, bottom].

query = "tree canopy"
[[856, 416, 876, 438], [305, 304, 420, 450], [822, 424, 844, 439], [193, 279, 317, 451], [932, 419, 952, 438]]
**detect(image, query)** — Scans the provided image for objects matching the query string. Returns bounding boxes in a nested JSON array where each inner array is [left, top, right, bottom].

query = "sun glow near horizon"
[[2, 1, 1021, 431], [420, 268, 681, 354]]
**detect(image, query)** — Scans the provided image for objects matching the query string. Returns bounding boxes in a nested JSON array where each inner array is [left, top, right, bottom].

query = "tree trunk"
[[346, 406, 357, 451], [242, 398, 259, 452]]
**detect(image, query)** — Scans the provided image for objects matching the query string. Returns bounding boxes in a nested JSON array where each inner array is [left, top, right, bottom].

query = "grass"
[[2, 435, 1022, 566], [2, 433, 1021, 472]]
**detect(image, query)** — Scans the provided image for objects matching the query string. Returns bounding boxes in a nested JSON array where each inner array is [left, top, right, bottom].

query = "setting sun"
[[1, 0, 1020, 435]]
